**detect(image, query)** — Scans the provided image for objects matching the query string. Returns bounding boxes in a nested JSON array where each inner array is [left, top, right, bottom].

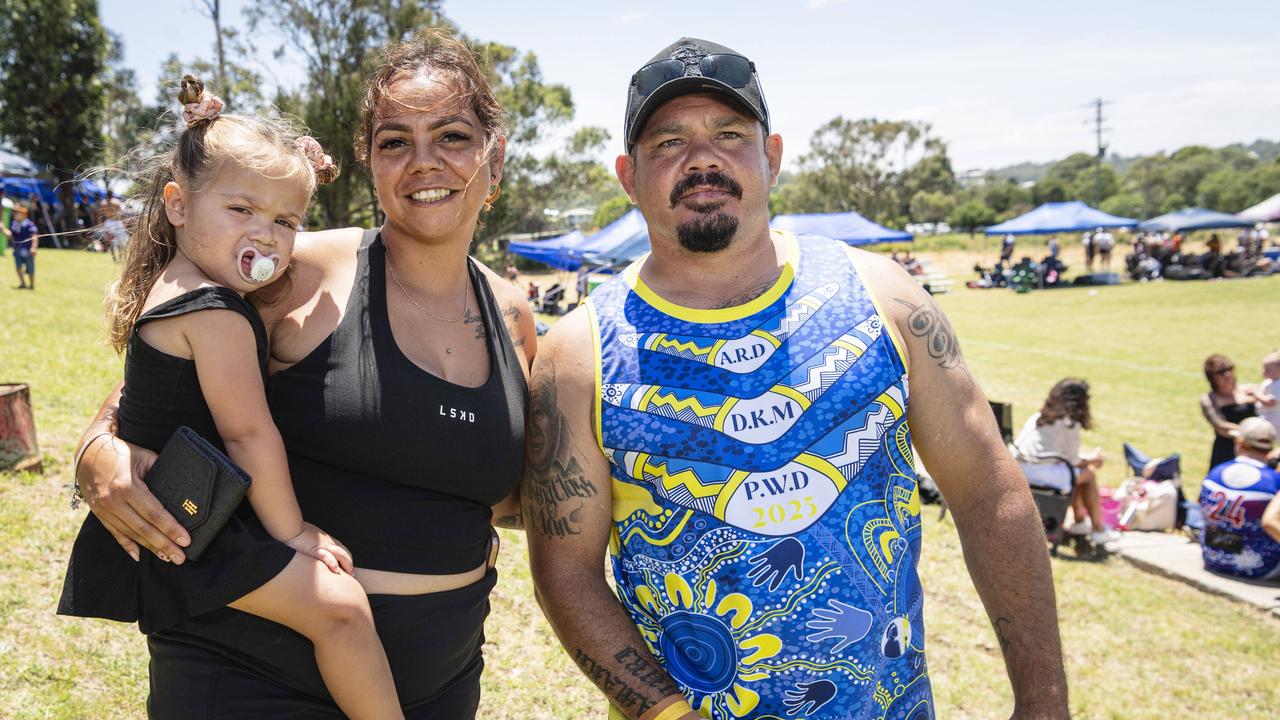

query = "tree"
[[898, 138, 956, 216], [100, 31, 145, 187], [1035, 152, 1118, 206], [909, 191, 955, 224], [1196, 167, 1252, 212], [949, 200, 996, 236], [0, 0, 109, 230], [246, 0, 449, 228], [982, 179, 1030, 214], [785, 117, 934, 220], [1031, 176, 1068, 205], [1068, 164, 1117, 205], [1099, 192, 1144, 219], [194, 0, 228, 96], [473, 42, 575, 244], [593, 194, 632, 230]]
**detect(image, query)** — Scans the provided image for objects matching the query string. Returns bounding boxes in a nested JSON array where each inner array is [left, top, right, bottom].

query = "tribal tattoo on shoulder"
[[523, 360, 598, 539], [895, 298, 963, 370]]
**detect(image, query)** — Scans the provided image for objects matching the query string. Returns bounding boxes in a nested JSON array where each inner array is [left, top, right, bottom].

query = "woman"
[[1200, 354, 1260, 472], [1013, 378, 1118, 545], [70, 29, 533, 718]]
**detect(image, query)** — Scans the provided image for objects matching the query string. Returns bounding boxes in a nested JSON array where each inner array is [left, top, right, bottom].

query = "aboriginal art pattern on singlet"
[[589, 232, 932, 720]]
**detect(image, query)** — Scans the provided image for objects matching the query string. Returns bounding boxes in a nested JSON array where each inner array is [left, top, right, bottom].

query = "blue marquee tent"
[[771, 211, 912, 245], [576, 208, 651, 266], [985, 201, 1136, 235], [0, 176, 107, 206], [1139, 207, 1256, 233], [508, 230, 586, 270]]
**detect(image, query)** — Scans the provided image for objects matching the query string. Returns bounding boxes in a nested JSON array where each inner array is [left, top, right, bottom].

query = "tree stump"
[[0, 383, 42, 473]]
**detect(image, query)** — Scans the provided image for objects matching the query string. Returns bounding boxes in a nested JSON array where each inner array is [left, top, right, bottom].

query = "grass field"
[[2, 248, 1278, 719]]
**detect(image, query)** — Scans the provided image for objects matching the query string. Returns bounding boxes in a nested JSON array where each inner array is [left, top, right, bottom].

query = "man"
[[2, 204, 38, 289], [1198, 417, 1280, 580], [1094, 227, 1114, 272], [523, 38, 1068, 720], [95, 190, 127, 262], [1000, 232, 1016, 263]]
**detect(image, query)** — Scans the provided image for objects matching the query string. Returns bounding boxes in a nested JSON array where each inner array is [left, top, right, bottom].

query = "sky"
[[101, 0, 1280, 174]]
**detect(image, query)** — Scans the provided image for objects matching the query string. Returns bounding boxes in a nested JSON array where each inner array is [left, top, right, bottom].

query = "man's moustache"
[[669, 172, 743, 208]]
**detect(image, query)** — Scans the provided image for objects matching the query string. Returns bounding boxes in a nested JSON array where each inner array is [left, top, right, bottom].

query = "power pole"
[[1085, 98, 1110, 206]]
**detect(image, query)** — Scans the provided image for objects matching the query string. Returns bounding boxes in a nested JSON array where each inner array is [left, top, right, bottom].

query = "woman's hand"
[[286, 522, 354, 575], [1079, 447, 1106, 468], [78, 433, 188, 563]]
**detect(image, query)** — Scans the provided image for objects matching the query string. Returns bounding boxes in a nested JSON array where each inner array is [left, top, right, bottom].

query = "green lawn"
[[2, 249, 1278, 719]]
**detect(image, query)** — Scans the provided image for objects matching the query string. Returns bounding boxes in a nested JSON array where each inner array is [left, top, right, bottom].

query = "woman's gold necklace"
[[385, 246, 469, 352]]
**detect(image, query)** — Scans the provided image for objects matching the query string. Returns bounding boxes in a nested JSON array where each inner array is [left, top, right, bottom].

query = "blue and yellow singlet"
[[587, 232, 932, 720]]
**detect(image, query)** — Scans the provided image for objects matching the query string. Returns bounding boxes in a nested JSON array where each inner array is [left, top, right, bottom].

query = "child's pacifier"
[[238, 247, 282, 284]]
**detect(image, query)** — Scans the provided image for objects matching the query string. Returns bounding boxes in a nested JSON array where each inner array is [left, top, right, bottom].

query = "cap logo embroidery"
[[182, 499, 198, 516]]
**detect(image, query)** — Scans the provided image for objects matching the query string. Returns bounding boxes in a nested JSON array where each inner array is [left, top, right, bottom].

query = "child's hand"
[[286, 522, 354, 575]]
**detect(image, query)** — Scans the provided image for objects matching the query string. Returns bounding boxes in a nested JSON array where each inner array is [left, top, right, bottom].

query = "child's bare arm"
[[186, 310, 300, 538], [185, 309, 350, 571]]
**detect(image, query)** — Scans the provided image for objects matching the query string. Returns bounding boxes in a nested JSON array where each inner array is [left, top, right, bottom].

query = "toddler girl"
[[59, 75, 403, 720]]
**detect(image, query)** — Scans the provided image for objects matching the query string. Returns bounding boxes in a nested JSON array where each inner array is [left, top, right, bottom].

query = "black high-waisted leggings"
[[146, 569, 496, 719]]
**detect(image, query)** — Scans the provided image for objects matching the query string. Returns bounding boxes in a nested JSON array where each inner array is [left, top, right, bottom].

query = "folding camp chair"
[[1019, 452, 1077, 557]]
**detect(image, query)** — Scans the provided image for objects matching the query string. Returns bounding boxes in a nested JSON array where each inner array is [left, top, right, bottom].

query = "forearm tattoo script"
[[895, 298, 962, 370], [524, 360, 598, 538]]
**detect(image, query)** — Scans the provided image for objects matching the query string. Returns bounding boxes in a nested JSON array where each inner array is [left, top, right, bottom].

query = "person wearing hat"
[[524, 38, 1067, 720], [1197, 416, 1280, 579], [1, 203, 38, 289]]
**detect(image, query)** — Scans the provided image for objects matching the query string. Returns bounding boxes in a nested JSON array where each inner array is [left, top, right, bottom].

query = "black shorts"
[[146, 569, 497, 719]]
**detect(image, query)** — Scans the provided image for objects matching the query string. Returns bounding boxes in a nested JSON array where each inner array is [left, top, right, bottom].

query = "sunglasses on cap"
[[631, 53, 757, 98]]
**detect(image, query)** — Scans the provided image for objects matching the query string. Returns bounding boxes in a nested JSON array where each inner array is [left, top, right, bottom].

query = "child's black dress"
[[58, 287, 294, 634]]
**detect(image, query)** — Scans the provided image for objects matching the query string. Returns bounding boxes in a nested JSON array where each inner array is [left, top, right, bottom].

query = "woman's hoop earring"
[[484, 182, 501, 211]]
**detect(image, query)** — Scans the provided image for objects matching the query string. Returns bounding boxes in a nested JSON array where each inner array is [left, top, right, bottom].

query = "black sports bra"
[[267, 229, 527, 573]]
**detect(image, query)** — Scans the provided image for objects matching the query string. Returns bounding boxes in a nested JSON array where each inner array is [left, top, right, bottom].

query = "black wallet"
[[146, 426, 252, 561]]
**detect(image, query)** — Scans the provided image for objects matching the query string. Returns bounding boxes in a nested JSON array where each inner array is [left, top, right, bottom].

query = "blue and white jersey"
[[1199, 456, 1280, 579], [587, 232, 932, 720]]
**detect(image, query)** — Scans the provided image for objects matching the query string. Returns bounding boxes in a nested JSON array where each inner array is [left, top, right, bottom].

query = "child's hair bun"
[[178, 74, 224, 127], [178, 74, 204, 106]]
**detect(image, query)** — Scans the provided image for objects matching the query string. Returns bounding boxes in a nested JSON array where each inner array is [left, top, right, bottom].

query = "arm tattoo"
[[524, 360, 598, 539], [993, 616, 1012, 654], [466, 304, 525, 343], [895, 298, 962, 369], [572, 646, 681, 716], [494, 514, 524, 530], [711, 280, 775, 309]]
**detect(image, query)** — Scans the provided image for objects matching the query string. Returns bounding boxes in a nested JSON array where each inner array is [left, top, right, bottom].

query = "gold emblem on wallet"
[[182, 499, 198, 516]]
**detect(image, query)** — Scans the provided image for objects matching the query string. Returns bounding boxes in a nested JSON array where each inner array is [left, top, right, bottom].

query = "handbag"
[[146, 426, 252, 561]]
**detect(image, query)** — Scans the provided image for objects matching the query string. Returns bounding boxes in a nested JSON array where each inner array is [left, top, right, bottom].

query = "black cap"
[[623, 37, 770, 152]]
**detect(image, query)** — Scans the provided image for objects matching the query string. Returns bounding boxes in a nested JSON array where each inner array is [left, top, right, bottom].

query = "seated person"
[[1013, 378, 1118, 544], [526, 281, 540, 302], [1198, 417, 1280, 580], [540, 282, 564, 313], [902, 251, 924, 276]]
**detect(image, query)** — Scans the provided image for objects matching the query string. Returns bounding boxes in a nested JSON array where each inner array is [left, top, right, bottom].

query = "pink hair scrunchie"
[[182, 93, 224, 127], [296, 135, 339, 184]]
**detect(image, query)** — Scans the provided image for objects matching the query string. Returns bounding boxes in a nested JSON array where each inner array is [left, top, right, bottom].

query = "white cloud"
[[617, 11, 648, 24], [807, 0, 851, 8]]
